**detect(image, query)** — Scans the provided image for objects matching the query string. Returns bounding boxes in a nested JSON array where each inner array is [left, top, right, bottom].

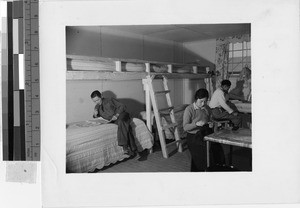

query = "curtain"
[[215, 39, 229, 89], [214, 34, 250, 89]]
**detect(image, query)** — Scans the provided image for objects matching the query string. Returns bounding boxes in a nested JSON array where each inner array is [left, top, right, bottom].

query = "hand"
[[196, 120, 206, 127], [232, 112, 238, 116], [208, 122, 214, 128], [110, 115, 118, 121], [93, 109, 98, 117]]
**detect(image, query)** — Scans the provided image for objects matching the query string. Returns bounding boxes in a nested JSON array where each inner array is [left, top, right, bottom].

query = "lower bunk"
[[66, 118, 154, 173]]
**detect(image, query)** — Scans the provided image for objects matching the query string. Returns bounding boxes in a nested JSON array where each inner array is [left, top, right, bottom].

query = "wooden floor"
[[93, 139, 252, 173], [96, 142, 191, 173]]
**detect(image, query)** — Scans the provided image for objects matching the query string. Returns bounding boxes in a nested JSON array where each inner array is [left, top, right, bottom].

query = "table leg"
[[206, 141, 210, 169], [229, 145, 233, 167]]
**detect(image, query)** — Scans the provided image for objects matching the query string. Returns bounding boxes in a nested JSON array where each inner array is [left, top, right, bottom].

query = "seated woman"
[[183, 88, 225, 172], [229, 66, 251, 102]]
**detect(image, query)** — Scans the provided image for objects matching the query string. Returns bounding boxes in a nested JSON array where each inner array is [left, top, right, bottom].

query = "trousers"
[[211, 102, 242, 127], [186, 125, 225, 172], [113, 112, 137, 151]]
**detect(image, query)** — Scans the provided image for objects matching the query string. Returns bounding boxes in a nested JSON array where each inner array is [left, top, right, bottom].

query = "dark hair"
[[221, 80, 231, 87], [194, 88, 209, 100], [90, 90, 101, 99]]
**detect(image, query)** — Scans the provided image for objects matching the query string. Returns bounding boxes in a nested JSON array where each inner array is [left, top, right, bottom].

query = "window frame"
[[227, 41, 251, 77]]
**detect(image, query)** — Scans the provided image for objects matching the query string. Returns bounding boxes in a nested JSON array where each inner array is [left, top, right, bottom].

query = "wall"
[[184, 38, 243, 97], [65, 26, 205, 123], [66, 27, 249, 123], [66, 26, 185, 62]]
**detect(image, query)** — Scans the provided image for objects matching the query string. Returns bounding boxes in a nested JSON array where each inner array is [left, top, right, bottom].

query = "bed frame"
[[66, 54, 214, 134]]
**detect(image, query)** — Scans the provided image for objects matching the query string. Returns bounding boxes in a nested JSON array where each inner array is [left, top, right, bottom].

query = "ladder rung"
[[165, 139, 183, 147], [166, 140, 178, 147], [158, 106, 174, 113], [154, 90, 170, 95], [162, 123, 178, 130]]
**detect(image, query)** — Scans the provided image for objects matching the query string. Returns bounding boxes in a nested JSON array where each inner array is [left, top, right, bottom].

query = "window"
[[228, 41, 251, 76]]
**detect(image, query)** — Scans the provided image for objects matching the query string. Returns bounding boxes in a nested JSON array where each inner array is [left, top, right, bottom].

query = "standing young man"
[[209, 80, 241, 130], [90, 90, 137, 155], [183, 88, 225, 171]]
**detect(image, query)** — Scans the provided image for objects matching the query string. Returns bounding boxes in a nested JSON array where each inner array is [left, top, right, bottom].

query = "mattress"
[[66, 118, 154, 173]]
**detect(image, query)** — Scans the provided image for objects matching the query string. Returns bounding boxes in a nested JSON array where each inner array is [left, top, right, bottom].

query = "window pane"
[[229, 43, 233, 51], [247, 41, 251, 49], [229, 63, 243, 74], [228, 64, 233, 71], [233, 51, 242, 57], [245, 56, 251, 63], [229, 51, 233, 58], [246, 50, 251, 57], [228, 57, 234, 63], [232, 56, 243, 63], [234, 42, 242, 50], [243, 41, 247, 49]]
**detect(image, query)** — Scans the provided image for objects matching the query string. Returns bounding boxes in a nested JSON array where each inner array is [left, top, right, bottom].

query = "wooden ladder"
[[143, 75, 182, 158]]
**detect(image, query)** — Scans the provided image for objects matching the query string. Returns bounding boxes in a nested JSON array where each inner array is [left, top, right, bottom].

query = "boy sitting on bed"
[[90, 90, 137, 156]]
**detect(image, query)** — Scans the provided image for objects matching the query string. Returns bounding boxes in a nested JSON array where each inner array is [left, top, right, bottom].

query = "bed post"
[[143, 63, 152, 132], [143, 63, 153, 153]]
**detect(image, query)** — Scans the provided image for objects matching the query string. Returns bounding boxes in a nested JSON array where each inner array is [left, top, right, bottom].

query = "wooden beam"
[[66, 71, 210, 80], [67, 54, 207, 68]]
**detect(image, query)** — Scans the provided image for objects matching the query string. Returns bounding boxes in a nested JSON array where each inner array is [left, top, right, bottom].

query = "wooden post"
[[167, 64, 172, 73], [142, 78, 152, 132], [192, 66, 197, 74], [115, 61, 122, 72], [206, 141, 210, 168], [145, 63, 150, 73]]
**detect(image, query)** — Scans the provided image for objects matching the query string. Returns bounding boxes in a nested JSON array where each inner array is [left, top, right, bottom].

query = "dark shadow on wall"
[[182, 49, 216, 95], [102, 90, 145, 118]]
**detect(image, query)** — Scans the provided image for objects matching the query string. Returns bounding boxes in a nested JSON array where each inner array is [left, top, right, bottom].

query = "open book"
[[89, 117, 110, 124]]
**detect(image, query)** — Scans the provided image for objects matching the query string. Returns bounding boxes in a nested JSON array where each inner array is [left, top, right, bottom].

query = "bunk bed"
[[66, 54, 213, 130], [66, 55, 212, 170], [66, 118, 153, 173]]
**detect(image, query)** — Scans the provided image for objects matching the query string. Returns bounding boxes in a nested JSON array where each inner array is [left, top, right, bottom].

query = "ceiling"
[[100, 24, 250, 43]]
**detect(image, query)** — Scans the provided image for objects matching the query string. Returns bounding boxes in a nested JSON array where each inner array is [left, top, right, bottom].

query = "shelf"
[[66, 71, 210, 81]]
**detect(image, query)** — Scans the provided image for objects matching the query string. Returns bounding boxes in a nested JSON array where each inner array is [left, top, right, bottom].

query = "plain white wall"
[[66, 26, 186, 62]]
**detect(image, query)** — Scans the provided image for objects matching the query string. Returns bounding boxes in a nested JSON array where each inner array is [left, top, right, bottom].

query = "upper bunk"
[[66, 55, 212, 81]]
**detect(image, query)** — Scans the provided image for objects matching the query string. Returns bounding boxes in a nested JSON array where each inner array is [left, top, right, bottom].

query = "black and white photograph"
[[65, 24, 252, 173], [1, 0, 299, 208]]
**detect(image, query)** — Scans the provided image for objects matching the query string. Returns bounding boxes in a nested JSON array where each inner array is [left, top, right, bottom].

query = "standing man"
[[90, 90, 136, 155], [183, 88, 225, 171], [209, 80, 241, 131]]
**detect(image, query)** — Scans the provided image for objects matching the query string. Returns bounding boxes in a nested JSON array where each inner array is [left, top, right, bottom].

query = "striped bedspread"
[[66, 118, 154, 173]]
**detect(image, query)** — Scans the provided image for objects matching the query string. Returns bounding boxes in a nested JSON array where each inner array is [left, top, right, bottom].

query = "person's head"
[[194, 88, 209, 108], [221, 80, 231, 93], [90, 90, 102, 105]]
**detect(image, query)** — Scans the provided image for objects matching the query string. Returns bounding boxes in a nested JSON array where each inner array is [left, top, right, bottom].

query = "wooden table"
[[204, 128, 252, 168]]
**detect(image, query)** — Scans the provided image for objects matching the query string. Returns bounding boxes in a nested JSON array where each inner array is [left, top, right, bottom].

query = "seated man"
[[209, 80, 241, 131], [90, 90, 136, 155]]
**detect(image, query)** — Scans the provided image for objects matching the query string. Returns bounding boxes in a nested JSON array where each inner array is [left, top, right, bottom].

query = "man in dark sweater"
[[90, 90, 136, 155]]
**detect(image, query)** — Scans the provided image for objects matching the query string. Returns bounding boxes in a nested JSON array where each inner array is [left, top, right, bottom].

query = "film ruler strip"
[[24, 0, 40, 161]]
